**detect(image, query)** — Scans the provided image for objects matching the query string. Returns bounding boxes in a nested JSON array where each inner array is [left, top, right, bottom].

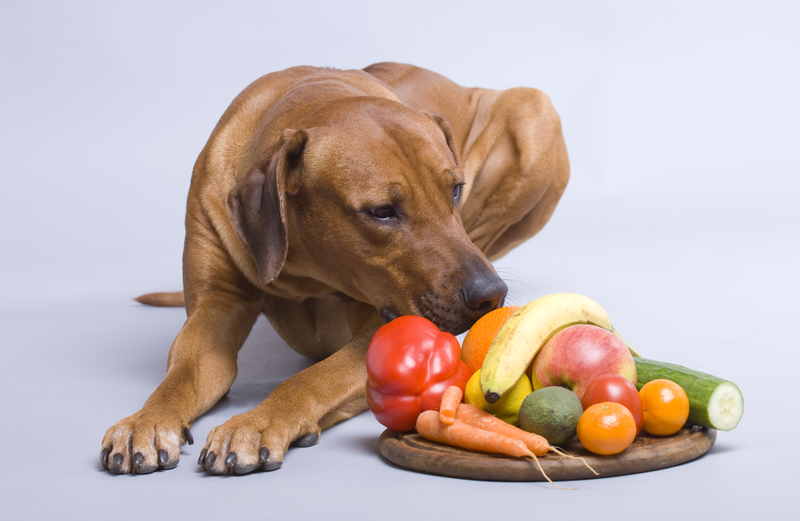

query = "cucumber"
[[634, 357, 743, 431]]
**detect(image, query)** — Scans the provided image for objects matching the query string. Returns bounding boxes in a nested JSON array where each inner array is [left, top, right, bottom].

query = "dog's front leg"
[[101, 293, 261, 474], [199, 308, 383, 475]]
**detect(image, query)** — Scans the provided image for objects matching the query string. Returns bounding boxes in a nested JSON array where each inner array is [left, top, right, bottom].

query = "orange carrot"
[[456, 404, 598, 477], [415, 410, 534, 458], [418, 409, 595, 488], [438, 386, 462, 425], [456, 403, 549, 456]]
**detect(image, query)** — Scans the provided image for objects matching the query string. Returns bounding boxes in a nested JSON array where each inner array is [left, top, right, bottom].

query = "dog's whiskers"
[[495, 268, 533, 292], [495, 266, 526, 278]]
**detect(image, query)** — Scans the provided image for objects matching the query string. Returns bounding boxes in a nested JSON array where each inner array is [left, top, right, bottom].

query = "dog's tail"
[[134, 291, 185, 307]]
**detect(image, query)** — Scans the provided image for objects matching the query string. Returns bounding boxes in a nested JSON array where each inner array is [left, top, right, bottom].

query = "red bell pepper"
[[365, 315, 472, 432]]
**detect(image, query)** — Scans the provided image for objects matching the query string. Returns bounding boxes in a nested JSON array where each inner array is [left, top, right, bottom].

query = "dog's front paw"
[[199, 410, 319, 475], [100, 410, 192, 474]]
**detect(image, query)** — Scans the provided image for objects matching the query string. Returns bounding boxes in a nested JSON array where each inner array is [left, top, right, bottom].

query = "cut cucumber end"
[[635, 357, 744, 431], [708, 381, 744, 431]]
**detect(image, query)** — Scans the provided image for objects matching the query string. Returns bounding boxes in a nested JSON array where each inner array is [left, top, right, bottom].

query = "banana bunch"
[[480, 293, 639, 404]]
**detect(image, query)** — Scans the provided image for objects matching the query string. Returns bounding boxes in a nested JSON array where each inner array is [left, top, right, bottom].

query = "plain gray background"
[[2, 1, 798, 519]]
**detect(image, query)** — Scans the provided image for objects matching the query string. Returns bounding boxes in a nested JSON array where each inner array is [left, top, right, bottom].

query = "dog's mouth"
[[376, 267, 508, 335], [380, 290, 507, 335], [417, 291, 473, 335], [379, 308, 401, 323], [379, 305, 467, 334]]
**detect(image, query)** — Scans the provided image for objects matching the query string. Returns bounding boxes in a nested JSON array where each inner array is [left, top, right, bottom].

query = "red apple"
[[531, 324, 637, 401]]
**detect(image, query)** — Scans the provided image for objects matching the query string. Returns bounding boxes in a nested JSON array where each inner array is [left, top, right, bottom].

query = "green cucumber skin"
[[634, 357, 741, 430]]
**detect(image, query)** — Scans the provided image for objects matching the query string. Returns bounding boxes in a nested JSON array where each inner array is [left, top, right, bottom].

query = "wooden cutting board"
[[379, 425, 716, 481]]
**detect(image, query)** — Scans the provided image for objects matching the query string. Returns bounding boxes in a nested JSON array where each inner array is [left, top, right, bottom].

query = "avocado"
[[518, 387, 583, 446]]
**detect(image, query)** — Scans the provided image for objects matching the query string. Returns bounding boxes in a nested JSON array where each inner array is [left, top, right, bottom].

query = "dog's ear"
[[226, 129, 308, 285], [426, 113, 460, 166]]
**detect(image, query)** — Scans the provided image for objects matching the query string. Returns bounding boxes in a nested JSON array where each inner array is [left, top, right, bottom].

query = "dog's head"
[[227, 97, 506, 334]]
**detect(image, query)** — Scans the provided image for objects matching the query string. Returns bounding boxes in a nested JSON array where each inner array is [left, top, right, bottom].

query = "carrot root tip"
[[529, 453, 577, 490], [547, 445, 599, 476]]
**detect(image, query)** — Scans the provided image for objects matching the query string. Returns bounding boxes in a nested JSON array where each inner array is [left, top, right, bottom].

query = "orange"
[[576, 402, 637, 455], [460, 306, 521, 373], [638, 379, 690, 436]]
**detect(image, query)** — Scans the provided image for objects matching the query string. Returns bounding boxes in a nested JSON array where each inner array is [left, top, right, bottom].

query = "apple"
[[531, 324, 637, 401]]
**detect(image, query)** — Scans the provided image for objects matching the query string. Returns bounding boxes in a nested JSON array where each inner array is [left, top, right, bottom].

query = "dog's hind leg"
[[364, 63, 570, 262], [459, 87, 570, 261]]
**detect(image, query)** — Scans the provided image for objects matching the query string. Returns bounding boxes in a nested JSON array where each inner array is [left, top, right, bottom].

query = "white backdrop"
[[1, 1, 798, 519]]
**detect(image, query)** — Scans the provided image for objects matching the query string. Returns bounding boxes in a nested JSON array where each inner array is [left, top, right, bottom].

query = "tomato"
[[581, 375, 644, 434]]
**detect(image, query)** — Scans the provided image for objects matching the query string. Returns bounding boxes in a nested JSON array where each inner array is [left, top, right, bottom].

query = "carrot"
[[438, 386, 462, 425], [416, 410, 572, 488], [415, 410, 534, 458], [456, 403, 599, 478], [455, 403, 549, 456]]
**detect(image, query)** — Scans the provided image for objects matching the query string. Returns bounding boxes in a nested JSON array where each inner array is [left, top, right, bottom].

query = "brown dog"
[[100, 63, 569, 475]]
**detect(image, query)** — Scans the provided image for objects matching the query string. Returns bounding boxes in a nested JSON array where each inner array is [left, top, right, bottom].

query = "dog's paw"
[[100, 410, 192, 474], [198, 411, 320, 475]]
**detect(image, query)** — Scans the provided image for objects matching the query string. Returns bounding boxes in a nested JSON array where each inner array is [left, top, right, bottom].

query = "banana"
[[480, 293, 639, 404]]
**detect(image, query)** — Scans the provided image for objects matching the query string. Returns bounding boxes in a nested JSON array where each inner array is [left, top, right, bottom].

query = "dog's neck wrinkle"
[[268, 256, 370, 304], [263, 271, 338, 302]]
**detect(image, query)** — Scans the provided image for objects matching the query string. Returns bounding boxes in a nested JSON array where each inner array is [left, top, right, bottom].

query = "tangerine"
[[460, 306, 521, 373], [638, 379, 690, 436], [576, 402, 637, 455]]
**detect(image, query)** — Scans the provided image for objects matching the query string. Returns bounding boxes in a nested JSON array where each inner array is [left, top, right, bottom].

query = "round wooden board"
[[379, 425, 716, 481]]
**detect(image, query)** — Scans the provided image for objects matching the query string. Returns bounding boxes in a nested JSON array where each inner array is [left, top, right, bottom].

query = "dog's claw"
[[101, 448, 110, 469], [158, 450, 168, 467], [112, 453, 124, 470], [292, 432, 319, 447], [133, 452, 144, 468], [198, 448, 207, 467], [261, 460, 282, 471], [182, 426, 194, 445], [257, 447, 281, 471], [225, 452, 237, 468], [206, 452, 216, 467]]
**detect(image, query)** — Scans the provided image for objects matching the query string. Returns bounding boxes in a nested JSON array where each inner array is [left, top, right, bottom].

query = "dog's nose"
[[461, 275, 508, 312]]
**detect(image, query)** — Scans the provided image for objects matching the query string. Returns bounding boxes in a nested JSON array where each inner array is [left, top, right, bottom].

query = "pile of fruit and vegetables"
[[365, 293, 743, 482]]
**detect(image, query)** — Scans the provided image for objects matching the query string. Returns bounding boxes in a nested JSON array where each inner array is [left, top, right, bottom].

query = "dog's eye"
[[369, 205, 397, 220], [453, 183, 464, 203]]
